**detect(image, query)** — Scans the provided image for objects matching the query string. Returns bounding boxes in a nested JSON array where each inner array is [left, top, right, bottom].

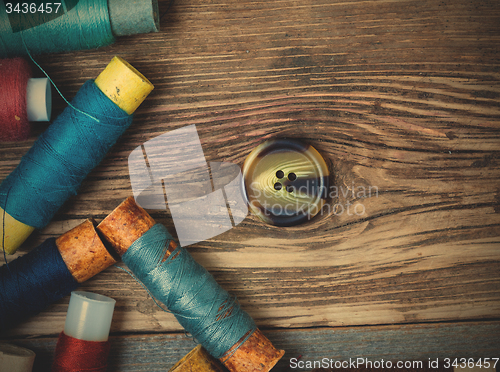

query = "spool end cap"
[[26, 78, 51, 122], [95, 56, 154, 115], [108, 0, 160, 36], [64, 291, 116, 342]]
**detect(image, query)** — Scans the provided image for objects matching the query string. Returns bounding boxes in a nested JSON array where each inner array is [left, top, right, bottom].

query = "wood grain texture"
[[7, 322, 500, 372], [1, 0, 499, 365]]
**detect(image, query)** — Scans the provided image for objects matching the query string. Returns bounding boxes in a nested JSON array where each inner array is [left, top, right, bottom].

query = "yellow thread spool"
[[95, 56, 153, 115], [0, 211, 34, 255], [0, 56, 154, 254]]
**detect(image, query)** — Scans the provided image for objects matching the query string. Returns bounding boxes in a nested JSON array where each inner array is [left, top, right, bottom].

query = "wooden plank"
[[7, 322, 500, 372], [1, 0, 499, 339]]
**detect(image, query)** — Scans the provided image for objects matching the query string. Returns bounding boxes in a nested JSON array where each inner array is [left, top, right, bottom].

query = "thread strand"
[[0, 80, 133, 229], [21, 35, 100, 123]]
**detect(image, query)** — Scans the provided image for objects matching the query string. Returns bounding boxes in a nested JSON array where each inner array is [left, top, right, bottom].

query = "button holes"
[[288, 172, 297, 181], [276, 170, 284, 179], [286, 185, 294, 193], [274, 182, 283, 191]]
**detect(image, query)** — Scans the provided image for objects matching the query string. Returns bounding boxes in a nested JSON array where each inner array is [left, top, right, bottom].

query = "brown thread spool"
[[97, 196, 284, 372]]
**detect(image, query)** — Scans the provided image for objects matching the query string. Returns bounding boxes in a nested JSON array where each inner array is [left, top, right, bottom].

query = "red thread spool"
[[52, 291, 116, 372], [52, 332, 110, 372], [0, 58, 51, 142]]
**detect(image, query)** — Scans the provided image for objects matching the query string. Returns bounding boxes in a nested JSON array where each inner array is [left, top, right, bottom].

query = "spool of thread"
[[97, 197, 285, 372], [169, 345, 225, 372], [0, 58, 51, 142], [0, 56, 154, 255], [52, 291, 115, 372], [0, 343, 35, 372], [0, 0, 160, 57], [0, 219, 117, 332]]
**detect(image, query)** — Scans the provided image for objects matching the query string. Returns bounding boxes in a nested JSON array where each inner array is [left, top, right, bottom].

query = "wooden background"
[[1, 0, 499, 370]]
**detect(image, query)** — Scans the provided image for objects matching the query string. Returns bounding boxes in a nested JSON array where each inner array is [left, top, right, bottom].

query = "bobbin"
[[97, 197, 285, 372], [56, 219, 117, 283], [0, 58, 50, 142], [64, 291, 115, 342], [0, 0, 160, 57], [0, 56, 154, 255], [169, 345, 225, 372], [0, 343, 35, 372], [108, 0, 160, 37], [26, 78, 51, 122], [0, 218, 118, 332], [52, 291, 115, 372]]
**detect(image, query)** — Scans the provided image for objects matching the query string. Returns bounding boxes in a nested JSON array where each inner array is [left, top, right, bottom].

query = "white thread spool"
[[0, 343, 35, 372]]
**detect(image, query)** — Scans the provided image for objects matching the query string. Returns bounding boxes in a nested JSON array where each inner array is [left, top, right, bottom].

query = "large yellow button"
[[242, 139, 330, 226]]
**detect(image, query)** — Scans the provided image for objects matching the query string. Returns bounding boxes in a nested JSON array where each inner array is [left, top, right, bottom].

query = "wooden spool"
[[169, 345, 225, 372], [56, 219, 117, 283], [97, 196, 284, 372], [0, 56, 154, 255]]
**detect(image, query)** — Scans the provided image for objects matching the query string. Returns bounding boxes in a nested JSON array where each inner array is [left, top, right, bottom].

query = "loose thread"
[[52, 332, 110, 372], [161, 0, 176, 21], [0, 80, 133, 230], [2, 210, 7, 268], [22, 34, 131, 123], [0, 238, 79, 332], [21, 35, 100, 123], [1, 186, 12, 269], [122, 224, 257, 360]]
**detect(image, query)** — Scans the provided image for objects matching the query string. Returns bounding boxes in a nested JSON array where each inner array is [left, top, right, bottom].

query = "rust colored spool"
[[97, 196, 284, 372], [56, 219, 117, 283], [169, 345, 225, 372]]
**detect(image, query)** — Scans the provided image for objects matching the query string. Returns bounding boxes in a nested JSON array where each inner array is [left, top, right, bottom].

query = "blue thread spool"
[[0, 0, 159, 57], [0, 219, 116, 332], [97, 197, 285, 372], [0, 56, 154, 254]]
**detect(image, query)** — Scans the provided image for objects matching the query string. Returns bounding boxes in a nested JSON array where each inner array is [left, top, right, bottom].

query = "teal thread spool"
[[0, 0, 159, 57], [97, 197, 285, 372], [124, 224, 258, 360], [0, 57, 154, 255]]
